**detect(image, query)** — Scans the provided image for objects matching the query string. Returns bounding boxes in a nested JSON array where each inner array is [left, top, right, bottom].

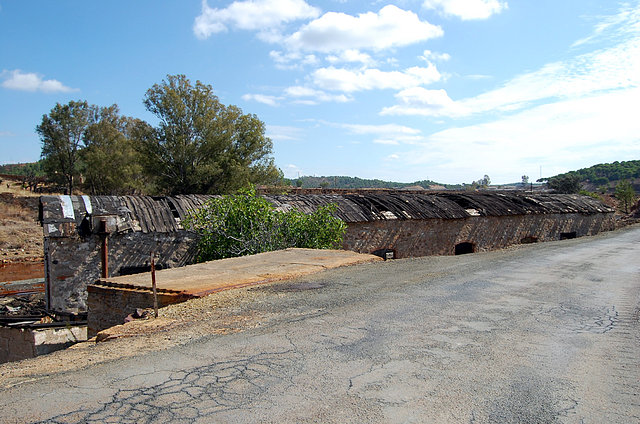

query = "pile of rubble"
[[0, 293, 47, 317]]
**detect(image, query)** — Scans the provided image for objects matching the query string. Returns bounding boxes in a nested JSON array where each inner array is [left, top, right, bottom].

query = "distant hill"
[[550, 160, 640, 185], [0, 161, 45, 177], [544, 160, 640, 193], [285, 175, 463, 190]]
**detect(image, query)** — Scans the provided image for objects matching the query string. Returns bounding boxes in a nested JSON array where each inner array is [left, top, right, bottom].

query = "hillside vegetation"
[[546, 160, 640, 190], [286, 175, 461, 190]]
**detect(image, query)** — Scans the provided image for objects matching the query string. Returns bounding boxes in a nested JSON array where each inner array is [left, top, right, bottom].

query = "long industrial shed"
[[39, 192, 615, 315]]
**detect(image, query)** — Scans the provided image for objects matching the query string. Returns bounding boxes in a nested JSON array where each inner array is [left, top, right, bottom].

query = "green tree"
[[136, 74, 280, 195], [183, 187, 346, 261], [36, 100, 98, 194], [545, 174, 581, 194], [521, 175, 529, 185], [81, 106, 148, 195], [615, 180, 636, 214]]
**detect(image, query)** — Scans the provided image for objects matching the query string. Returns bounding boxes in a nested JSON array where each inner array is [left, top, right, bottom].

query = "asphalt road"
[[2, 225, 639, 423]]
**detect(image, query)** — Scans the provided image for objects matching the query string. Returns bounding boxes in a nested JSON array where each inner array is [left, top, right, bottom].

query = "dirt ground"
[[0, 181, 43, 265]]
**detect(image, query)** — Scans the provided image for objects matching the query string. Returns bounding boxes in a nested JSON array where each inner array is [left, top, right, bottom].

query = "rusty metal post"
[[99, 218, 109, 278], [151, 252, 158, 318]]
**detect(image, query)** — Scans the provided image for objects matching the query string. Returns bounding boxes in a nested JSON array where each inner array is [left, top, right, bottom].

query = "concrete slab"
[[97, 248, 381, 297]]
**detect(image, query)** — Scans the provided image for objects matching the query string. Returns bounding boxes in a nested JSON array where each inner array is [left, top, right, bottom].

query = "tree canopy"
[[136, 74, 280, 195], [615, 180, 636, 214], [183, 187, 347, 261], [37, 101, 146, 195], [36, 100, 97, 194]]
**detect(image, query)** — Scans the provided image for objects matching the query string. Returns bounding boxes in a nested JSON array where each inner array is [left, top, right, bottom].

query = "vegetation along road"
[[1, 225, 639, 423]]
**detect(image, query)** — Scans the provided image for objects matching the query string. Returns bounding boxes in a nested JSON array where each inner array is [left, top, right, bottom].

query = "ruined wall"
[[344, 213, 616, 258], [87, 284, 193, 337], [0, 325, 87, 364], [46, 231, 198, 314]]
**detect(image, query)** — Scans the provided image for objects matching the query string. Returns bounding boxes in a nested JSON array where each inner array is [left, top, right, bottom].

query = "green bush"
[[183, 188, 347, 261]]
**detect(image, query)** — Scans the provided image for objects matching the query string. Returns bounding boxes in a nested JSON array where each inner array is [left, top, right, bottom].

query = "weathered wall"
[[344, 213, 616, 258], [0, 325, 87, 364], [0, 327, 36, 363], [46, 231, 198, 314], [87, 284, 193, 337]]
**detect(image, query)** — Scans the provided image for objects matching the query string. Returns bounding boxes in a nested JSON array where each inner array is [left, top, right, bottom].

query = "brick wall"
[[343, 213, 615, 258], [46, 231, 198, 314], [87, 284, 193, 337]]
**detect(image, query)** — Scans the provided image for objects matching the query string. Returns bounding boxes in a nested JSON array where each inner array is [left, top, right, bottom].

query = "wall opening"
[[560, 232, 577, 240], [520, 236, 538, 244], [372, 248, 396, 260], [454, 242, 475, 255]]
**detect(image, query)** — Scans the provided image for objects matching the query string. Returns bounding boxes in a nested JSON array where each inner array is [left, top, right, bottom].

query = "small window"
[[520, 236, 538, 244], [455, 242, 475, 255], [560, 232, 577, 240]]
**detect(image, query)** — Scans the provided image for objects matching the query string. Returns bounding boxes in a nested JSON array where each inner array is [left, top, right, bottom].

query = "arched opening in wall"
[[372, 248, 396, 260], [520, 236, 538, 244], [454, 242, 475, 255], [560, 232, 577, 240]]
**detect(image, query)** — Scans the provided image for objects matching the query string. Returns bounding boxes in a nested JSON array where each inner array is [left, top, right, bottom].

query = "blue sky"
[[1, 0, 639, 184]]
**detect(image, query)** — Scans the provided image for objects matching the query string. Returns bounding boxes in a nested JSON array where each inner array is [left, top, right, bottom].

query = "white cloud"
[[423, 0, 507, 20], [374, 139, 400, 145], [382, 23, 640, 117], [313, 64, 441, 92], [326, 49, 374, 65], [339, 123, 421, 137], [269, 50, 319, 69], [242, 93, 282, 106], [572, 3, 639, 47], [338, 123, 425, 145], [284, 85, 352, 104], [400, 88, 640, 183], [193, 0, 320, 39], [1, 70, 77, 93], [285, 5, 442, 52], [381, 87, 468, 117], [267, 125, 305, 141], [421, 49, 451, 62]]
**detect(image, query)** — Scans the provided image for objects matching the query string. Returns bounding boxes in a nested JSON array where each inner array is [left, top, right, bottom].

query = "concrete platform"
[[87, 249, 381, 336], [98, 248, 381, 296]]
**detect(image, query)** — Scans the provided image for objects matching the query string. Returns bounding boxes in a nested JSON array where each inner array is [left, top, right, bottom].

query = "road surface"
[[1, 225, 639, 423]]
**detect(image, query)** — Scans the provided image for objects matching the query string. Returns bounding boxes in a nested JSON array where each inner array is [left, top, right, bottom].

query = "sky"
[[1, 0, 639, 185]]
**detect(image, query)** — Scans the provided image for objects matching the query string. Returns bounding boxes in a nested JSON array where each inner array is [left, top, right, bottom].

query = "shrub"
[[183, 188, 347, 261]]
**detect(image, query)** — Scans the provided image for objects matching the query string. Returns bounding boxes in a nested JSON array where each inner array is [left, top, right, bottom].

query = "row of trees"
[[37, 75, 281, 195]]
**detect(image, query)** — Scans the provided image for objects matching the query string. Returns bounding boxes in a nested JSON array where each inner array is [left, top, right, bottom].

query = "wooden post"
[[151, 252, 158, 318]]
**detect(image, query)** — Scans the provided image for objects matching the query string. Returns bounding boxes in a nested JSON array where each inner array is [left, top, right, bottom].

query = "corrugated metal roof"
[[40, 192, 614, 234]]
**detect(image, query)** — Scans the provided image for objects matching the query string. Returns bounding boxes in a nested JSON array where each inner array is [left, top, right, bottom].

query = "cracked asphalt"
[[1, 225, 639, 423]]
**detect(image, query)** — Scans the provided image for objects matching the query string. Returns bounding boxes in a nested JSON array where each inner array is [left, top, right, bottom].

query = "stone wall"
[[87, 284, 194, 337], [0, 325, 87, 364], [46, 231, 198, 314], [343, 213, 616, 258]]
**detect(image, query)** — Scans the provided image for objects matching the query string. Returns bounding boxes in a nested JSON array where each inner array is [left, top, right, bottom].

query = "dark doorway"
[[560, 232, 577, 240], [455, 242, 475, 255], [372, 248, 396, 260]]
